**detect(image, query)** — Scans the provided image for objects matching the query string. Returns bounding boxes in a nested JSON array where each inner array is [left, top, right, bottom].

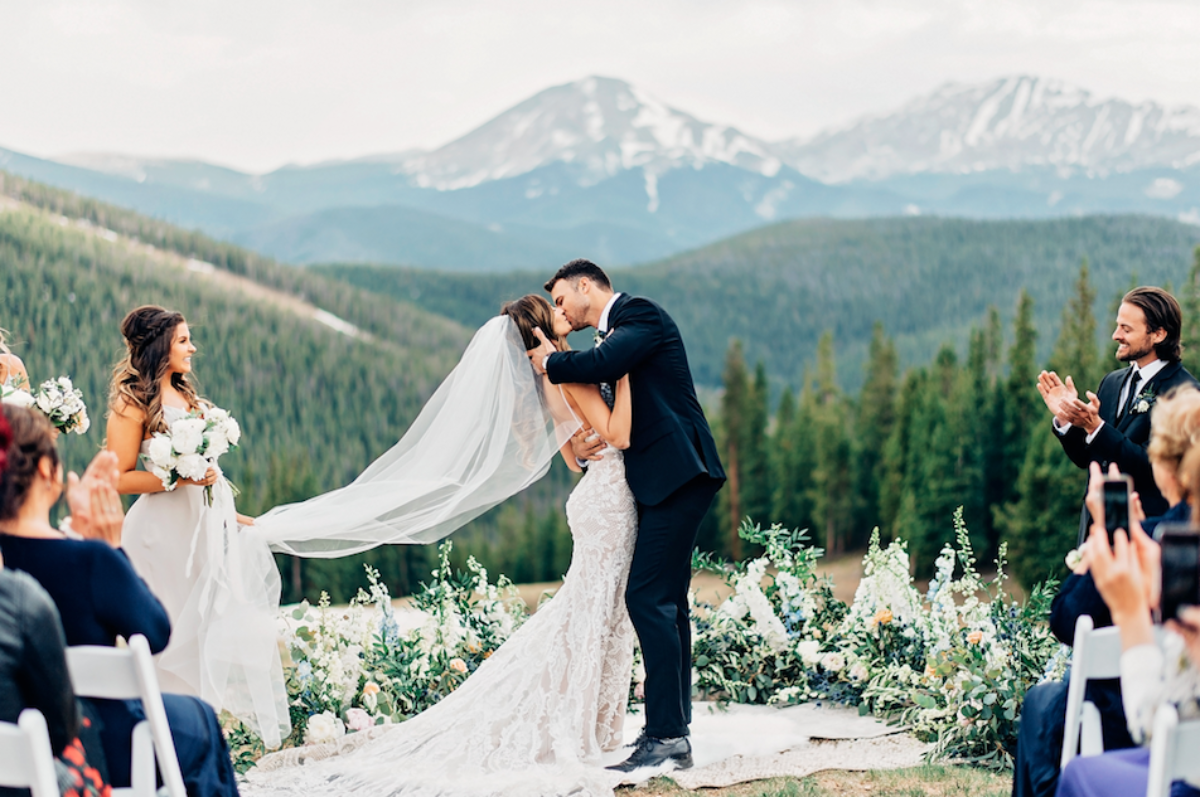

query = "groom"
[[529, 259, 726, 774]]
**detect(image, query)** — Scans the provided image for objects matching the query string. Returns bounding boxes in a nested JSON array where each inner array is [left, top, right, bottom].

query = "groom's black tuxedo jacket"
[[546, 294, 725, 506], [1058, 359, 1198, 532]]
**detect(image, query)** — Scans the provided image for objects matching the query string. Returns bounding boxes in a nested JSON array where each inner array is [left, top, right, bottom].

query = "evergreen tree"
[[851, 322, 898, 546], [808, 332, 853, 554], [718, 340, 751, 558], [999, 262, 1101, 587], [1182, 247, 1200, 377], [742, 362, 771, 527], [769, 387, 800, 526], [998, 290, 1039, 507]]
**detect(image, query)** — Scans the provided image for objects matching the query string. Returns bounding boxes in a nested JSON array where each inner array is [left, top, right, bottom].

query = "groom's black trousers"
[[627, 473, 722, 739]]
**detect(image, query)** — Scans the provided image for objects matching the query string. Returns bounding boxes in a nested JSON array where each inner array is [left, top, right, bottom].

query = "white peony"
[[2, 389, 36, 408], [147, 436, 176, 468], [304, 712, 345, 745], [206, 428, 230, 458], [35, 391, 56, 414], [175, 453, 209, 481], [796, 640, 822, 665], [170, 417, 207, 455], [221, 416, 241, 447], [821, 652, 845, 672]]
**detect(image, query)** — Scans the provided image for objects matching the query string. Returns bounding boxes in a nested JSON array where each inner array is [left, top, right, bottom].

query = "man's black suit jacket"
[[1058, 359, 1198, 532], [545, 294, 725, 507]]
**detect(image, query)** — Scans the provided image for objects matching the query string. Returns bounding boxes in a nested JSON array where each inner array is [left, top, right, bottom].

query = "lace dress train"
[[246, 448, 638, 797]]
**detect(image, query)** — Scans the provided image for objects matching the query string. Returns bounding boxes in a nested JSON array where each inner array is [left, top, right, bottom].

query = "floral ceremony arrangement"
[[2, 376, 91, 434], [237, 510, 1062, 772], [141, 404, 241, 503]]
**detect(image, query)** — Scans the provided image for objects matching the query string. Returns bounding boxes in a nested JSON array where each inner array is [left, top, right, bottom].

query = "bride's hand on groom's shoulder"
[[527, 328, 557, 375], [570, 428, 606, 462]]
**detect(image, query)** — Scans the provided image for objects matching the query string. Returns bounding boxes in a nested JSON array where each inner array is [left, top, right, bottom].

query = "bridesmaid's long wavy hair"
[[499, 295, 568, 352], [108, 306, 202, 434]]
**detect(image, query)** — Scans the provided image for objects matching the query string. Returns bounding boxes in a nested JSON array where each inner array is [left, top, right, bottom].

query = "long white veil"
[[253, 315, 580, 554], [212, 316, 580, 747]]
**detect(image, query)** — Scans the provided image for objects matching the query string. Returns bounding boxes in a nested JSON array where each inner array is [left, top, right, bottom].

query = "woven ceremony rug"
[[606, 701, 933, 789]]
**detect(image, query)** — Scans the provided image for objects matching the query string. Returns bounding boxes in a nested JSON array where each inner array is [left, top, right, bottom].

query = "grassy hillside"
[[314, 215, 1200, 392], [2, 172, 584, 599]]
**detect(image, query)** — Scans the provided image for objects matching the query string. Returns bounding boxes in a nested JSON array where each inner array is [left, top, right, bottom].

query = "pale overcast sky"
[[1, 0, 1197, 173]]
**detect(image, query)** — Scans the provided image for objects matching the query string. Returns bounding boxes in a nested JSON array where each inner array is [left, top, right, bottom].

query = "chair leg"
[[1080, 702, 1103, 757], [129, 721, 157, 797]]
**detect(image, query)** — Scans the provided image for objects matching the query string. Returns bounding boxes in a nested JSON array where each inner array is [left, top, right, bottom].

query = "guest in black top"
[[0, 406, 240, 797]]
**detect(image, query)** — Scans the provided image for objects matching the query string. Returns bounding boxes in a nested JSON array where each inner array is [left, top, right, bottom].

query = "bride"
[[106, 305, 290, 746], [244, 295, 639, 797]]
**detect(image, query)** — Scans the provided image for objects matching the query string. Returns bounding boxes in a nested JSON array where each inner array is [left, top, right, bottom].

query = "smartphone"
[[1101, 475, 1133, 541], [1155, 523, 1200, 624]]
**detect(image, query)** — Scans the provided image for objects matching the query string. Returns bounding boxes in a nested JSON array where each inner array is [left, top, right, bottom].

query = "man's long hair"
[[1124, 287, 1183, 362]]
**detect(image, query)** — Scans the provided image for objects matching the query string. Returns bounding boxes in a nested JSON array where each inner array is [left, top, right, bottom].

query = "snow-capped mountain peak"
[[777, 75, 1200, 183], [404, 76, 781, 190]]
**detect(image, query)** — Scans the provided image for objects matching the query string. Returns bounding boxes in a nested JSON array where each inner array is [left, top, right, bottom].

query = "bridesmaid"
[[105, 306, 253, 692], [104, 306, 287, 747]]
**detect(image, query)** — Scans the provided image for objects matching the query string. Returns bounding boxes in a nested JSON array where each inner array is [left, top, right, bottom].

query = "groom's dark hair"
[[545, 259, 611, 293]]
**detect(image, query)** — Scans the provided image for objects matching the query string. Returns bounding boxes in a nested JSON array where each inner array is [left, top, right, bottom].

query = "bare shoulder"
[[108, 395, 146, 424], [0, 353, 27, 384]]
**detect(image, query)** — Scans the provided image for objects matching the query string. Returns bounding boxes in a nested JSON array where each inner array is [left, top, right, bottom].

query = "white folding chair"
[[0, 709, 62, 797], [1146, 703, 1200, 797], [1061, 614, 1125, 768], [66, 634, 186, 797]]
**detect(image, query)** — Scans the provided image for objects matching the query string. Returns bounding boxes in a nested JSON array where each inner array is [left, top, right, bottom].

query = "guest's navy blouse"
[[0, 535, 170, 652]]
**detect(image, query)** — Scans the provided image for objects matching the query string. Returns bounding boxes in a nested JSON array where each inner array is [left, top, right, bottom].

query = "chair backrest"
[[1146, 704, 1200, 797], [1061, 614, 1125, 768], [0, 709, 64, 797], [67, 635, 188, 797]]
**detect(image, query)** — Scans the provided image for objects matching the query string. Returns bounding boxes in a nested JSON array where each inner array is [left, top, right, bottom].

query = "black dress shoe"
[[606, 735, 693, 774], [624, 728, 647, 749]]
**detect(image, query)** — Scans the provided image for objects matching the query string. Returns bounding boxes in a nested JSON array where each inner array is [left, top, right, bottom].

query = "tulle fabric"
[[124, 317, 579, 747], [245, 447, 639, 797], [255, 316, 579, 557]]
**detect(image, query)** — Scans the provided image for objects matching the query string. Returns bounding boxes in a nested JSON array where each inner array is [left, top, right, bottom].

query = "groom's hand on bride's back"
[[527, 328, 557, 375]]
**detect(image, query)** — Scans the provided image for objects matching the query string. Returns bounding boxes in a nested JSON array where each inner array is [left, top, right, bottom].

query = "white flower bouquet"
[[2, 376, 90, 435], [141, 405, 241, 503]]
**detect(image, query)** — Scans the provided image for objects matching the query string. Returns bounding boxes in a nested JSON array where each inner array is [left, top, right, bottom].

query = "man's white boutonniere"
[[1132, 383, 1159, 416], [593, 329, 608, 347]]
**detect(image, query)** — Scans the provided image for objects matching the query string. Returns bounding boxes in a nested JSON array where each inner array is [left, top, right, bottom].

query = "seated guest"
[[0, 406, 240, 797], [1015, 385, 1200, 797], [0, 407, 107, 797], [1055, 455, 1200, 797]]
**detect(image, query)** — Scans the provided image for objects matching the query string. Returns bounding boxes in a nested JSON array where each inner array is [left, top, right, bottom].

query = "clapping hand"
[[1038, 371, 1079, 421], [65, 450, 125, 547], [527, 328, 557, 376]]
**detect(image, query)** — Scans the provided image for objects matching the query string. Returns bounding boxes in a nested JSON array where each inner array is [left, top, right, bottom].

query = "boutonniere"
[[593, 329, 608, 348], [1132, 383, 1159, 415]]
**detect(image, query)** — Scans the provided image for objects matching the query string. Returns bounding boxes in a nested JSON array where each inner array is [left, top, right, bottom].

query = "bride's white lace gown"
[[246, 446, 639, 797]]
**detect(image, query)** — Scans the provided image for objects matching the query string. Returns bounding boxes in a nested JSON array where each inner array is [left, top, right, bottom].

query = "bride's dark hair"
[[499, 295, 568, 352], [108, 305, 203, 433]]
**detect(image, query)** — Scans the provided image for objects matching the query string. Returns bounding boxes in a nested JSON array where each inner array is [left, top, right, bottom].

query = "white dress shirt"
[[1054, 358, 1167, 443]]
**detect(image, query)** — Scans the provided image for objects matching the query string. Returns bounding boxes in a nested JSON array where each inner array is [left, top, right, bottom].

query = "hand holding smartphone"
[[1155, 524, 1200, 624], [1101, 475, 1133, 540]]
